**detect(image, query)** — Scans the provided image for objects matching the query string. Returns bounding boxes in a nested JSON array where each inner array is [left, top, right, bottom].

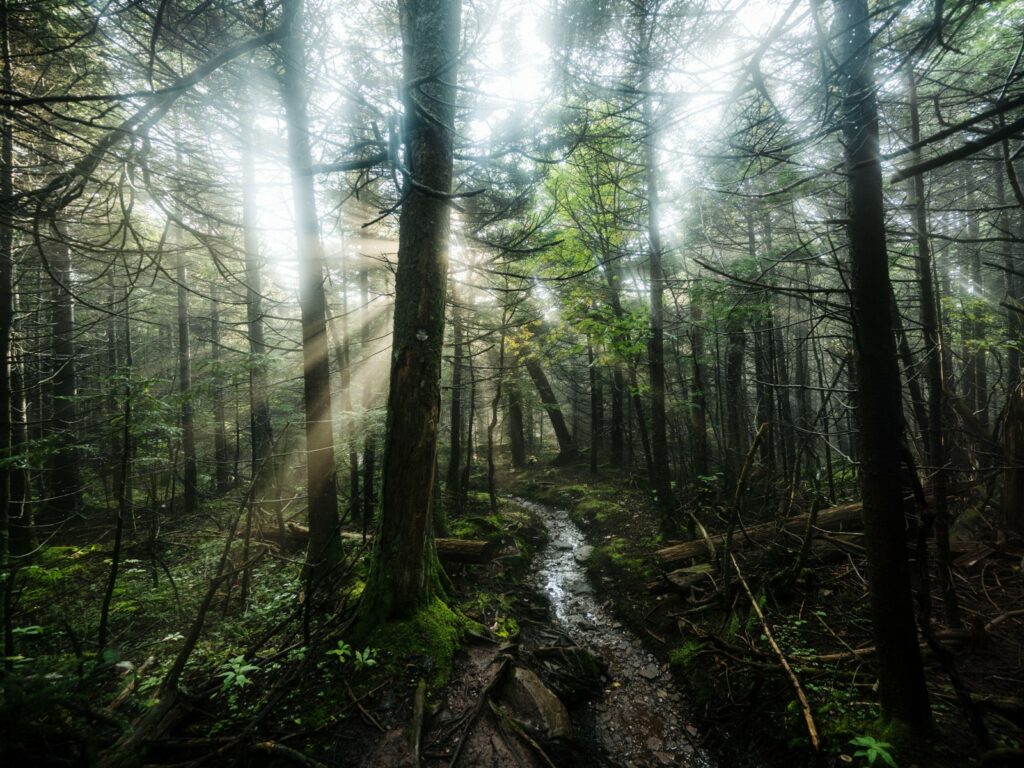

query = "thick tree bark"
[[523, 356, 578, 463], [837, 0, 932, 733], [280, 0, 341, 583], [359, 0, 461, 624]]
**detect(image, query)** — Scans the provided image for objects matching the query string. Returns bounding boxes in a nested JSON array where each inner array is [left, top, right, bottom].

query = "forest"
[[0, 0, 1022, 766]]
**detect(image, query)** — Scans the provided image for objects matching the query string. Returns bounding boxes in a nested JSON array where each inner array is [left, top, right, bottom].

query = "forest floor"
[[503, 463, 1024, 768], [2, 461, 1023, 768]]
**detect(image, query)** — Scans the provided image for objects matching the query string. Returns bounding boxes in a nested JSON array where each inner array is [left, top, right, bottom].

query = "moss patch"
[[365, 598, 478, 688]]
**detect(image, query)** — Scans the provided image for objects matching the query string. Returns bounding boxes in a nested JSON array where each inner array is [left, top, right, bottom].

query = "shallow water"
[[514, 498, 713, 768]]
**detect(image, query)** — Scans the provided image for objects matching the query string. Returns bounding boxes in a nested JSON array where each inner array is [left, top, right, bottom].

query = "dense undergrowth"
[[3, 460, 1022, 768], [0, 486, 548, 766], [508, 462, 1024, 768]]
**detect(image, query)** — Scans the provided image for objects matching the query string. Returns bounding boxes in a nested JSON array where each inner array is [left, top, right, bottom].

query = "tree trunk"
[[210, 288, 230, 493], [610, 366, 624, 466], [0, 0, 15, 669], [173, 220, 197, 516], [641, 59, 674, 525], [359, 0, 461, 624], [240, 115, 275, 510], [507, 376, 527, 468], [359, 263, 376, 534], [588, 340, 602, 474], [446, 288, 463, 496], [908, 68, 960, 628], [689, 305, 709, 480], [486, 333, 505, 515], [280, 0, 341, 583], [524, 356, 578, 463], [43, 216, 79, 520], [725, 310, 746, 480], [459, 339, 475, 513], [837, 0, 932, 733]]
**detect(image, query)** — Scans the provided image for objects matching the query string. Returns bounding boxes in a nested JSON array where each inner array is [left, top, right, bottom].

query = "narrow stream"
[[515, 498, 712, 768]]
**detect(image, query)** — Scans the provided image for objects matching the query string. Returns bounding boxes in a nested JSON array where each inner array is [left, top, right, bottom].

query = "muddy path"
[[514, 498, 712, 768]]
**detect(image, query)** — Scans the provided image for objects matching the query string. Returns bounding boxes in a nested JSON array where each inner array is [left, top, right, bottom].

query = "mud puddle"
[[513, 498, 712, 768]]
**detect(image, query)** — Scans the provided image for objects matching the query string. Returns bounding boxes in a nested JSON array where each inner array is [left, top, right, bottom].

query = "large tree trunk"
[[837, 0, 932, 733], [280, 0, 341, 583], [359, 0, 461, 624], [523, 356, 578, 464]]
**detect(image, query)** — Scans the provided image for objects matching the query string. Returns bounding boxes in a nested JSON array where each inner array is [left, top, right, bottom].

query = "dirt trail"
[[514, 498, 712, 768]]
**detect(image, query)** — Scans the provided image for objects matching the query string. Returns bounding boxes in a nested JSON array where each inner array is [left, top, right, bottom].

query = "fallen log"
[[659, 480, 982, 567], [270, 524, 495, 564], [656, 501, 865, 566], [435, 537, 496, 564]]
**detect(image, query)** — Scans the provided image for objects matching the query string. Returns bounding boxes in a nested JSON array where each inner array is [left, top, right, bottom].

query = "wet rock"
[[639, 664, 661, 680], [499, 666, 573, 740], [574, 545, 594, 562], [570, 580, 594, 595]]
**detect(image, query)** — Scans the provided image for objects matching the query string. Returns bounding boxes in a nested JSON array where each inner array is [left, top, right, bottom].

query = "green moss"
[[587, 538, 654, 583], [365, 598, 478, 688], [670, 640, 709, 670], [576, 497, 621, 523]]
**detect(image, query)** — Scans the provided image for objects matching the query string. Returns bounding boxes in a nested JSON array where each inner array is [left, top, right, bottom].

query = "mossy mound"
[[365, 598, 480, 688]]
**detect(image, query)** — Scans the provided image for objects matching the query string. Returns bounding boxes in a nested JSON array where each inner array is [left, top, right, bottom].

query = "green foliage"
[[325, 640, 378, 672], [850, 735, 898, 768], [353, 647, 378, 671], [325, 640, 352, 663], [217, 655, 259, 693]]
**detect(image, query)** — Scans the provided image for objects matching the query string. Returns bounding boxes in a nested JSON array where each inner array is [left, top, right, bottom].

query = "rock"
[[499, 667, 573, 740], [655, 751, 677, 765], [574, 545, 594, 562], [570, 579, 594, 595], [639, 664, 661, 680]]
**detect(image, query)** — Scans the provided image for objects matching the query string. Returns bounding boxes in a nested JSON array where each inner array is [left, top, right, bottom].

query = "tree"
[[359, 0, 462, 624], [280, 0, 341, 584], [835, 0, 932, 733]]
